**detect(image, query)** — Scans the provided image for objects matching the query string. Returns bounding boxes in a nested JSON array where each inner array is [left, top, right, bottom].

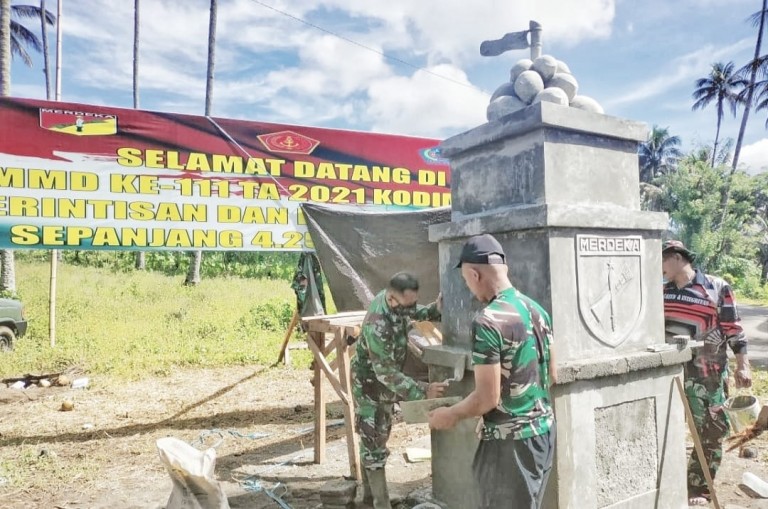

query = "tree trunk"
[[0, 0, 15, 294], [205, 0, 216, 118], [0, 250, 16, 294], [184, 251, 202, 286], [712, 116, 721, 168], [184, 0, 217, 286], [135, 251, 146, 270], [133, 0, 145, 271], [0, 0, 11, 96], [41, 0, 51, 99]]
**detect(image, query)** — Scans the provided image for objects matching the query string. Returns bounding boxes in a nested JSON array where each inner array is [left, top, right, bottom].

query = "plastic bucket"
[[723, 395, 760, 434]]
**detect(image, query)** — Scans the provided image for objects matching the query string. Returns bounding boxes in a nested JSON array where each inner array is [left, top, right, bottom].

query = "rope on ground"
[[190, 428, 271, 449], [239, 476, 293, 509]]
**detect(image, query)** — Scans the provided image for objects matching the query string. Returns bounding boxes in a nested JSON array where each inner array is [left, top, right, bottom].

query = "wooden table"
[[302, 311, 366, 481]]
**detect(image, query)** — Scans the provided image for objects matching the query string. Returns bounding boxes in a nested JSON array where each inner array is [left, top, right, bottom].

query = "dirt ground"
[[1, 364, 768, 509]]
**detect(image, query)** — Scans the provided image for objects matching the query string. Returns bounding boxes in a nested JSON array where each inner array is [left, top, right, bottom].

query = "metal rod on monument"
[[529, 20, 542, 60]]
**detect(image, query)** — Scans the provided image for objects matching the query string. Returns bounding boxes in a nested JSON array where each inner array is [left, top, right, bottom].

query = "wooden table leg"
[[312, 331, 326, 464], [337, 327, 361, 480]]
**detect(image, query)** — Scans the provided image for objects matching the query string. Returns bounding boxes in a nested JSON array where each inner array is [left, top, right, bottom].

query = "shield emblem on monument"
[[576, 235, 644, 347]]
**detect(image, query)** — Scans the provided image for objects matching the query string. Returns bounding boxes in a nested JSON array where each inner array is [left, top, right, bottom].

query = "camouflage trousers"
[[683, 361, 730, 498], [353, 385, 394, 470]]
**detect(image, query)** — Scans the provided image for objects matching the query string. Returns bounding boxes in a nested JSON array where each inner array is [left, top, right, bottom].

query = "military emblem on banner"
[[575, 235, 645, 347], [419, 146, 449, 165], [39, 108, 117, 136], [257, 130, 320, 155]]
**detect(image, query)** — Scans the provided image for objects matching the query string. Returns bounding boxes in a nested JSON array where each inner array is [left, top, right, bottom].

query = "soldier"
[[662, 240, 752, 506], [351, 272, 446, 509], [428, 234, 556, 509]]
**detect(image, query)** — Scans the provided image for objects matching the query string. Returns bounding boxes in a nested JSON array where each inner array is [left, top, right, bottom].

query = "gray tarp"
[[302, 204, 450, 312]]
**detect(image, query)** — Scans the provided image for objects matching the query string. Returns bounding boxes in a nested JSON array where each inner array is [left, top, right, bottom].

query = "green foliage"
[[656, 157, 768, 299], [239, 300, 296, 333], [0, 260, 312, 379], [15, 250, 300, 281]]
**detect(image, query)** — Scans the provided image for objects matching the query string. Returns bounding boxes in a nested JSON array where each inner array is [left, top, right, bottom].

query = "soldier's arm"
[[412, 300, 441, 322], [718, 281, 747, 355], [363, 322, 427, 401]]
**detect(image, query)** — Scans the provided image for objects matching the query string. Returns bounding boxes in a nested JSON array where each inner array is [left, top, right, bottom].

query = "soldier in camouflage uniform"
[[352, 272, 447, 509], [429, 234, 556, 509], [662, 240, 752, 506]]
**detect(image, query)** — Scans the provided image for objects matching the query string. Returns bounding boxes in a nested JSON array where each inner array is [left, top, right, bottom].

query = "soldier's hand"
[[428, 406, 458, 430], [735, 365, 753, 389], [426, 382, 448, 399], [436, 292, 443, 313]]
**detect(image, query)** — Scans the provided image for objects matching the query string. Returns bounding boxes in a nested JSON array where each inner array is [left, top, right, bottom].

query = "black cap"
[[456, 234, 506, 268], [662, 239, 696, 263]]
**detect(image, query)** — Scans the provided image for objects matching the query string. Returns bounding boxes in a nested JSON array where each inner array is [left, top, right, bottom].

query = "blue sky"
[[8, 0, 768, 173]]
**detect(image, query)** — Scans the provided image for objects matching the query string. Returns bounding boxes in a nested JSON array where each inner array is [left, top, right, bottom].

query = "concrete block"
[[319, 479, 357, 506]]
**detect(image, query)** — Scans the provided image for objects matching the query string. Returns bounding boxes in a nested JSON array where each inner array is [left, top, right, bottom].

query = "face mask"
[[393, 305, 417, 317], [392, 304, 417, 318]]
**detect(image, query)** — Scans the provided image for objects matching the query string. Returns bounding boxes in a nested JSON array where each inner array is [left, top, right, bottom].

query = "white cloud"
[[366, 64, 488, 138], [740, 138, 768, 175], [604, 38, 753, 108]]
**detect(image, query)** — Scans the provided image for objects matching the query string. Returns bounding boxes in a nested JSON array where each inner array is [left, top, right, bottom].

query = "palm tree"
[[733, 0, 768, 171], [0, 1, 54, 294], [40, 0, 50, 98], [185, 0, 217, 285], [692, 62, 745, 167], [638, 125, 683, 183], [8, 3, 55, 67]]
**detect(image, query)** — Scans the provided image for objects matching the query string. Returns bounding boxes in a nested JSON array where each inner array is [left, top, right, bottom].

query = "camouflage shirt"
[[472, 287, 554, 441], [352, 290, 441, 404]]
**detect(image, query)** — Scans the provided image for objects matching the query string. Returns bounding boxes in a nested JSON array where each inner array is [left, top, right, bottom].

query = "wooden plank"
[[336, 327, 361, 480], [276, 309, 300, 364], [675, 377, 721, 509], [311, 331, 326, 464], [306, 334, 349, 406]]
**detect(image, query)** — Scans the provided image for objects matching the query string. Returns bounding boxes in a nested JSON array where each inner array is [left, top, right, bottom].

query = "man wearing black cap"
[[428, 234, 556, 509], [662, 239, 752, 506]]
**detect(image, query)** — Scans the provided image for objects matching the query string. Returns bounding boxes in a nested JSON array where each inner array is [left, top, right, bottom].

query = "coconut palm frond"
[[11, 5, 55, 25], [10, 20, 42, 53]]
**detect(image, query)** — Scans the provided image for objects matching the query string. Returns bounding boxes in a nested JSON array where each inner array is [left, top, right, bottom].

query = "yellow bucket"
[[723, 395, 760, 434]]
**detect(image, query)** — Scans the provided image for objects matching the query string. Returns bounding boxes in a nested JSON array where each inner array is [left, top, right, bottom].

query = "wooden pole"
[[311, 331, 326, 463], [276, 309, 299, 364], [337, 326, 361, 480], [674, 376, 721, 509], [50, 0, 62, 348]]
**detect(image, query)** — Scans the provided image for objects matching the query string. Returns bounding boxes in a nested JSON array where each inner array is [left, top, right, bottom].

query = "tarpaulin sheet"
[[302, 203, 450, 311]]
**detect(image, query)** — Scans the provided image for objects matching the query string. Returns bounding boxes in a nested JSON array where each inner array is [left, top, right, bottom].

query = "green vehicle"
[[0, 297, 27, 351]]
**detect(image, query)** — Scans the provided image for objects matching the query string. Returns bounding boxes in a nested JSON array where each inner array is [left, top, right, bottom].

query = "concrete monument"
[[423, 22, 690, 509]]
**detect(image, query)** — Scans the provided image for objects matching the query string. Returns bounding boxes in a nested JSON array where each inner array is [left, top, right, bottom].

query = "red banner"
[[0, 98, 451, 251]]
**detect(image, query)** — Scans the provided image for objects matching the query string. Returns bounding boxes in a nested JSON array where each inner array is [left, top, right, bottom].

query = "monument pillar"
[[423, 102, 690, 508]]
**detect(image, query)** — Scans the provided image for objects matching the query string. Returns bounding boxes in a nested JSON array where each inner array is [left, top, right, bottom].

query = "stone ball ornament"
[[513, 70, 545, 103], [486, 54, 604, 121]]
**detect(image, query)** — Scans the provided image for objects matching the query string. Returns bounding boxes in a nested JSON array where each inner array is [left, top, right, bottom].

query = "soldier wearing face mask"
[[351, 272, 447, 509]]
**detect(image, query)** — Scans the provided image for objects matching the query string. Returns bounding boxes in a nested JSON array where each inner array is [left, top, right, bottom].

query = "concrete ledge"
[[422, 345, 473, 372], [439, 102, 647, 159], [556, 348, 692, 384], [429, 204, 668, 241]]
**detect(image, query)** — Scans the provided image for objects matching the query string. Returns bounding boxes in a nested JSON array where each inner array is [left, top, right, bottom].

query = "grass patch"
[[0, 261, 312, 380]]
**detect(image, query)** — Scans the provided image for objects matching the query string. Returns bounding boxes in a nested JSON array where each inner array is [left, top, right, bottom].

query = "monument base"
[[428, 349, 690, 509]]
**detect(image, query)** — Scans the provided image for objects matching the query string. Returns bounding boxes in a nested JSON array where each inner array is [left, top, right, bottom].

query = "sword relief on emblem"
[[590, 261, 634, 332]]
